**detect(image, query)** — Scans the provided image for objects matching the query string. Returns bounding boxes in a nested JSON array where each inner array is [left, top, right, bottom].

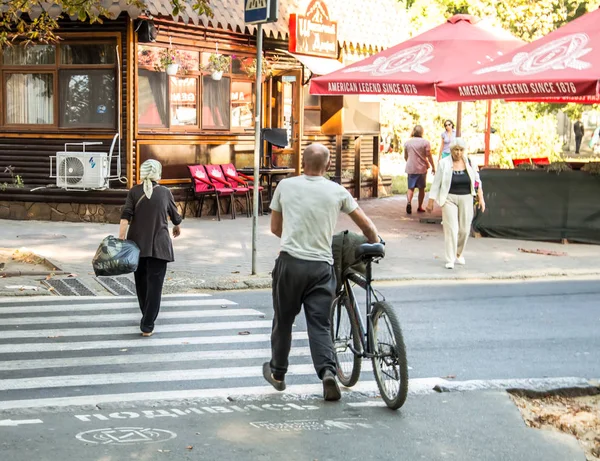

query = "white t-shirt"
[[270, 175, 358, 264]]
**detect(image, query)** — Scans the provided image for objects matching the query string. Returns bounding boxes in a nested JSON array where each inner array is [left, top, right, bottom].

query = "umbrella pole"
[[456, 102, 463, 137], [484, 100, 492, 166]]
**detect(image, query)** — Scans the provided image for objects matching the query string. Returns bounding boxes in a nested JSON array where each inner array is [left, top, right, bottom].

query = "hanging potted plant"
[[157, 48, 179, 75], [239, 57, 272, 80], [203, 53, 231, 80]]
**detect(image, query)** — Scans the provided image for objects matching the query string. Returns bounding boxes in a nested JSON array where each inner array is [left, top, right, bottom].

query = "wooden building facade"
[[0, 0, 406, 222]]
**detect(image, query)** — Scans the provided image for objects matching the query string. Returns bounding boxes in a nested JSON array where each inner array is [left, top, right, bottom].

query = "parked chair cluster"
[[512, 157, 550, 168], [183, 164, 264, 221]]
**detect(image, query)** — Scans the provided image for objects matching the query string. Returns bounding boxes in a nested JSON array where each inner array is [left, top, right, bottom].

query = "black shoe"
[[262, 362, 286, 391], [406, 203, 412, 214], [322, 370, 341, 401]]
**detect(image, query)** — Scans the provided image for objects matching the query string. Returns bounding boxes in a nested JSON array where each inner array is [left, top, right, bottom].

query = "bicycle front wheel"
[[371, 301, 408, 410], [330, 293, 362, 387]]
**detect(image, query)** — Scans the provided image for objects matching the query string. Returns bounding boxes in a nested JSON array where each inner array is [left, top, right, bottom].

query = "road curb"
[[193, 270, 600, 291], [432, 377, 599, 394]]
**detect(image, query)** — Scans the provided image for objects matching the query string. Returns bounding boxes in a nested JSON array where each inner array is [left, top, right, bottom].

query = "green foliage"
[[0, 166, 24, 191], [494, 0, 591, 41], [582, 162, 600, 175], [515, 162, 536, 170], [402, 0, 600, 41], [545, 161, 572, 174], [0, 1, 213, 47]]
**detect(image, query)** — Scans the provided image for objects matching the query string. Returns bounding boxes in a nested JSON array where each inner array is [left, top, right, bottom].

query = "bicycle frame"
[[343, 257, 383, 358]]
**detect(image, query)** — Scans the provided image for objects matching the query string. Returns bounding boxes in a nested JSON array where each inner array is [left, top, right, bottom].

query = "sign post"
[[245, 0, 278, 275]]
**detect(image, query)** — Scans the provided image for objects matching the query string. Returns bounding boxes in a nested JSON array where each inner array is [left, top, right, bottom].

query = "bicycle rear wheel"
[[371, 301, 408, 410], [330, 293, 362, 387]]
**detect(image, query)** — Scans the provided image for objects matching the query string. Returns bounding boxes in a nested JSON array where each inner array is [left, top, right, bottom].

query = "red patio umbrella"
[[309, 14, 525, 98], [436, 8, 600, 103]]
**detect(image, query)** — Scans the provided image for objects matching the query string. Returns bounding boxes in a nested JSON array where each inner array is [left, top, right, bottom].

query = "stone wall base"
[[0, 197, 231, 224]]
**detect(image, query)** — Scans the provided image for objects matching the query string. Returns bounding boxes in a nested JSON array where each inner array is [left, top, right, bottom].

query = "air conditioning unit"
[[55, 152, 109, 190]]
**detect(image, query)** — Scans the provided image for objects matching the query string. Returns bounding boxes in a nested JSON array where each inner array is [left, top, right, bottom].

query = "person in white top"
[[427, 138, 485, 269], [263, 143, 379, 401]]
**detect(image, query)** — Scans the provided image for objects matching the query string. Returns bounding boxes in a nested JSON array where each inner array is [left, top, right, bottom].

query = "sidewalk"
[[0, 390, 586, 461], [2, 195, 600, 293]]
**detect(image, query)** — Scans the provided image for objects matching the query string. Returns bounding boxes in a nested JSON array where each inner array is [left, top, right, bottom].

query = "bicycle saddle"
[[355, 243, 385, 260]]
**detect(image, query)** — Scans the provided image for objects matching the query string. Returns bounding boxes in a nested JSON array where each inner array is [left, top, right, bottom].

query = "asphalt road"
[[224, 277, 600, 382], [0, 278, 596, 461]]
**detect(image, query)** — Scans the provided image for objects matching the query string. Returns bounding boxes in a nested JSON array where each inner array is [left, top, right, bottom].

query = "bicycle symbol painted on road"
[[75, 427, 177, 444]]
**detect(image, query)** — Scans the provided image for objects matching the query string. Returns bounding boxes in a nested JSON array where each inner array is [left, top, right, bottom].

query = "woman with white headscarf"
[[119, 160, 182, 336]]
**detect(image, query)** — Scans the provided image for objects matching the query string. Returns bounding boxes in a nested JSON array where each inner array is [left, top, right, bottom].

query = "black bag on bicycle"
[[332, 230, 368, 294], [92, 235, 140, 277]]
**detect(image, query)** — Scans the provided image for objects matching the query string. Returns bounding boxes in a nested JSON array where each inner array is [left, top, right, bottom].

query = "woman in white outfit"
[[426, 138, 486, 269]]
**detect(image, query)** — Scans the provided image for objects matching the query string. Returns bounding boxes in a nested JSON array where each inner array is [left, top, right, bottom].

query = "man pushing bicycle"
[[263, 143, 379, 401]]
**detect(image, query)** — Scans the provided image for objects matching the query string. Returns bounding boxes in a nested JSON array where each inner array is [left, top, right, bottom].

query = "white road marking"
[[0, 381, 383, 410], [0, 418, 44, 426], [0, 309, 262, 325], [0, 363, 351, 391], [0, 294, 210, 305], [0, 320, 272, 339], [0, 377, 449, 411], [0, 347, 312, 371], [0, 333, 309, 353], [0, 299, 237, 314]]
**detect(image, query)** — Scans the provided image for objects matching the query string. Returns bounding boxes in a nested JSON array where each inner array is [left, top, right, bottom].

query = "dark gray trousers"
[[269, 252, 337, 380], [134, 257, 168, 333]]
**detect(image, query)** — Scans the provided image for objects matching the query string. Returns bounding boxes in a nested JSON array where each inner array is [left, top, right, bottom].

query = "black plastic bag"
[[92, 235, 140, 277]]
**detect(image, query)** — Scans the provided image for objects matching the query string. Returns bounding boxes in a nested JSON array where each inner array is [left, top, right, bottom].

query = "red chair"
[[220, 163, 265, 216], [203, 164, 238, 219], [184, 165, 233, 221], [531, 157, 550, 166], [512, 158, 532, 167]]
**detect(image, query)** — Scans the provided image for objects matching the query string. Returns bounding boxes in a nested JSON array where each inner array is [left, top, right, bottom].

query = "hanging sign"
[[289, 0, 338, 58], [245, 0, 279, 25]]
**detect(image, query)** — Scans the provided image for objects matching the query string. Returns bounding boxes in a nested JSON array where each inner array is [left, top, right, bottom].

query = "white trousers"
[[442, 194, 474, 264]]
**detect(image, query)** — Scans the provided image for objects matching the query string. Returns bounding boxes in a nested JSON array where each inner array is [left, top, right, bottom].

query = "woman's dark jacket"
[[121, 184, 182, 262]]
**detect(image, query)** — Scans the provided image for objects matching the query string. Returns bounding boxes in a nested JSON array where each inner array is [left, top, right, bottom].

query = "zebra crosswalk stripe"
[[0, 347, 313, 371], [0, 320, 272, 339], [0, 308, 262, 325], [0, 294, 376, 410], [0, 298, 237, 314]]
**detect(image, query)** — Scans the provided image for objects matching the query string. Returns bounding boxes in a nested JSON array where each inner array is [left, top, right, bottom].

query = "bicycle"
[[330, 240, 409, 410]]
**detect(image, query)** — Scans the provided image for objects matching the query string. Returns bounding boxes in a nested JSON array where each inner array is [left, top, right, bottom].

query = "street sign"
[[245, 0, 278, 25]]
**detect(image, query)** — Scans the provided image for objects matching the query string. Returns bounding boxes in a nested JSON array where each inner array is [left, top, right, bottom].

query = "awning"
[[285, 51, 345, 76], [309, 14, 524, 96], [436, 8, 600, 102]]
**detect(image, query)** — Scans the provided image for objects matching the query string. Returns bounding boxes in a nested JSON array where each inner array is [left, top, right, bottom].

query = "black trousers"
[[134, 257, 168, 333], [270, 252, 337, 380], [575, 135, 583, 153]]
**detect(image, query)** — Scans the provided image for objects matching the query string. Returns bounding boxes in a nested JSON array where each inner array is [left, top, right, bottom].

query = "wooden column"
[[372, 135, 380, 198], [335, 134, 342, 184], [126, 18, 134, 188], [354, 136, 362, 200]]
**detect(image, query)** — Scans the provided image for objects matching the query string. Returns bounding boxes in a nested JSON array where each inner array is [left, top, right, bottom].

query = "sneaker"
[[455, 256, 466, 265], [262, 362, 286, 391], [445, 262, 454, 269], [406, 203, 412, 214], [322, 370, 341, 401], [141, 331, 153, 337]]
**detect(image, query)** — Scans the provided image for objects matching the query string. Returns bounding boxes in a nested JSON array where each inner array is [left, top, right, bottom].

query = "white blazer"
[[429, 155, 480, 206]]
